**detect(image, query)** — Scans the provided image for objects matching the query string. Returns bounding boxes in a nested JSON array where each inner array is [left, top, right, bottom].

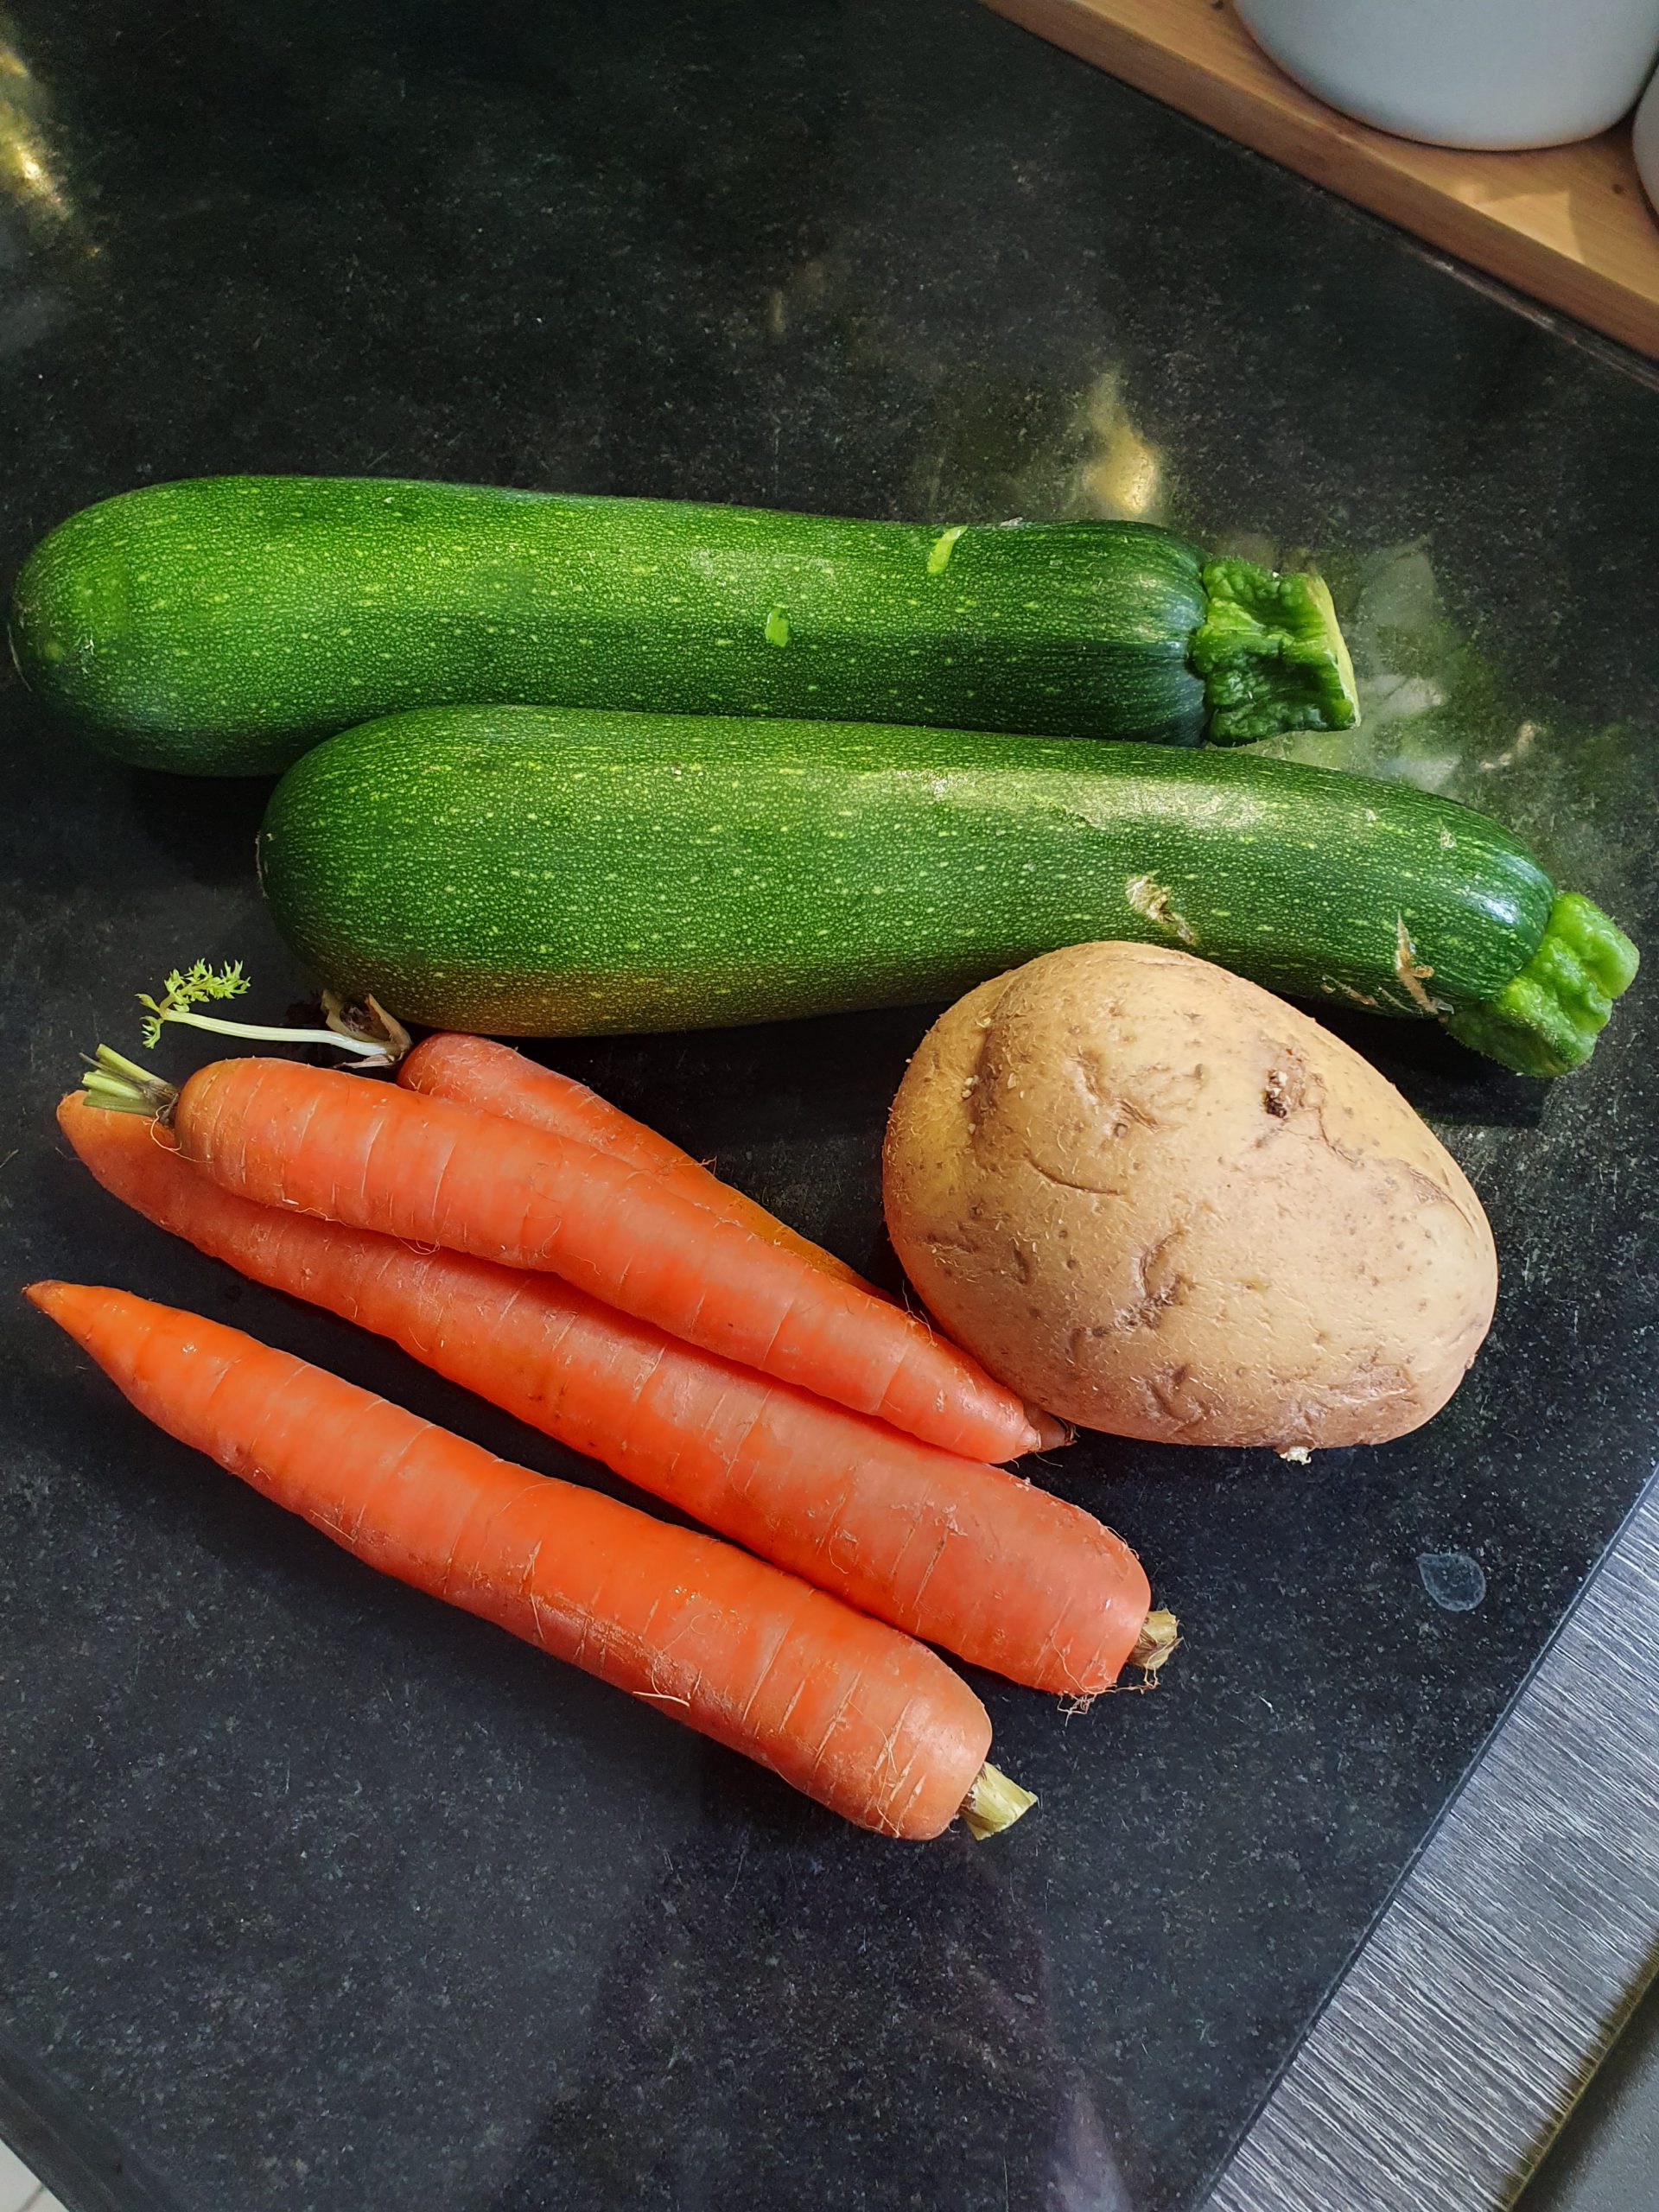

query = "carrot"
[[60, 1096, 1172, 1694], [29, 1279, 1033, 1841], [89, 1052, 1050, 1464], [399, 1035, 1069, 1453], [399, 1033, 876, 1293]]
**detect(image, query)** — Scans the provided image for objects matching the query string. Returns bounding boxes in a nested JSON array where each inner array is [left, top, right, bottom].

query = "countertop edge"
[[1203, 1465, 1659, 2212]]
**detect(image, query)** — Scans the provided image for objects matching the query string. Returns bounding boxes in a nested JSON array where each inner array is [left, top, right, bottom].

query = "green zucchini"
[[10, 476, 1357, 775], [257, 707, 1637, 1077]]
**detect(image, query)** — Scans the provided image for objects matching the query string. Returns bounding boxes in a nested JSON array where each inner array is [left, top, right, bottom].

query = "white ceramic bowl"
[[1634, 65, 1659, 218], [1236, 0, 1659, 150]]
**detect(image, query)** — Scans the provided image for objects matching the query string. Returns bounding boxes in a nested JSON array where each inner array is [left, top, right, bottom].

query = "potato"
[[883, 942, 1497, 1452]]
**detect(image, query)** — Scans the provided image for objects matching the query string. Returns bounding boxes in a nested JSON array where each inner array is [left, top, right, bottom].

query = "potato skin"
[[883, 942, 1497, 1451]]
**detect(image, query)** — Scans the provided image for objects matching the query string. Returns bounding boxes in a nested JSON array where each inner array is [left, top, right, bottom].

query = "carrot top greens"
[[130, 959, 409, 1064], [137, 959, 252, 1049]]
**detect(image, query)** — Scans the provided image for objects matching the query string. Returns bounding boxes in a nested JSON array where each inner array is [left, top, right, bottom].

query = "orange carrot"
[[61, 1096, 1166, 1695], [399, 1033, 876, 1293], [399, 1034, 1069, 1453], [104, 1054, 1048, 1464], [29, 1280, 1031, 1840]]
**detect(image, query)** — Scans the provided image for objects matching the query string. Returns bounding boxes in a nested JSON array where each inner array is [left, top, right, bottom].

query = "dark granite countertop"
[[1, 4, 1656, 2209]]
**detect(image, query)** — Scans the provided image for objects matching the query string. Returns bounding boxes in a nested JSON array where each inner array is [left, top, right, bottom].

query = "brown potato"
[[883, 942, 1497, 1452]]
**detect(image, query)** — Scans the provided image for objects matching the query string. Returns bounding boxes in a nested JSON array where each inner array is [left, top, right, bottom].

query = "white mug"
[[1633, 66, 1659, 216], [1236, 0, 1659, 149]]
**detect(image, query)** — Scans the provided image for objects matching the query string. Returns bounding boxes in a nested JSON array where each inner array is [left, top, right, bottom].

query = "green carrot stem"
[[79, 1046, 179, 1120], [133, 958, 410, 1065], [150, 1006, 397, 1058]]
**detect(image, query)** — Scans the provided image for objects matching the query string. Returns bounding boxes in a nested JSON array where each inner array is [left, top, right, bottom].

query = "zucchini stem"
[[1444, 893, 1640, 1077], [1191, 558, 1361, 744]]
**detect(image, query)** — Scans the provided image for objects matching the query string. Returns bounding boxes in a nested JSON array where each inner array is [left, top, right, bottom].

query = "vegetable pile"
[[58, 1090, 1153, 1694], [10, 470, 1643, 1844], [44, 1002, 1180, 1840], [11, 474, 1637, 1074]]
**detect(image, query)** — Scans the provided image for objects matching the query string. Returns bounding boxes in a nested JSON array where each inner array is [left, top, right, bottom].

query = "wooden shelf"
[[985, 0, 1659, 358]]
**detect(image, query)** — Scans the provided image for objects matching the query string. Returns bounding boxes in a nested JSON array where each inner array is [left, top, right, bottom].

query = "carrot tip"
[[1028, 1409, 1075, 1452], [960, 1761, 1037, 1841], [1131, 1609, 1180, 1680], [23, 1281, 65, 1313]]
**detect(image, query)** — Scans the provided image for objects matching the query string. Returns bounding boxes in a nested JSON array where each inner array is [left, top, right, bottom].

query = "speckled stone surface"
[[0, 3, 1656, 2209]]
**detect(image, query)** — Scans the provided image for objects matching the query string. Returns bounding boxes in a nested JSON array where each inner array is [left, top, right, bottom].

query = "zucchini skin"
[[10, 477, 1343, 775], [259, 707, 1580, 1058]]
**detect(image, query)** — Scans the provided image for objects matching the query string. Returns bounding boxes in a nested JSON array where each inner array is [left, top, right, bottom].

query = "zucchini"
[[10, 476, 1358, 775], [257, 707, 1637, 1077]]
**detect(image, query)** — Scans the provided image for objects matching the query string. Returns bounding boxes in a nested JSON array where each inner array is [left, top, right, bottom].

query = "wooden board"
[[985, 0, 1659, 358]]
